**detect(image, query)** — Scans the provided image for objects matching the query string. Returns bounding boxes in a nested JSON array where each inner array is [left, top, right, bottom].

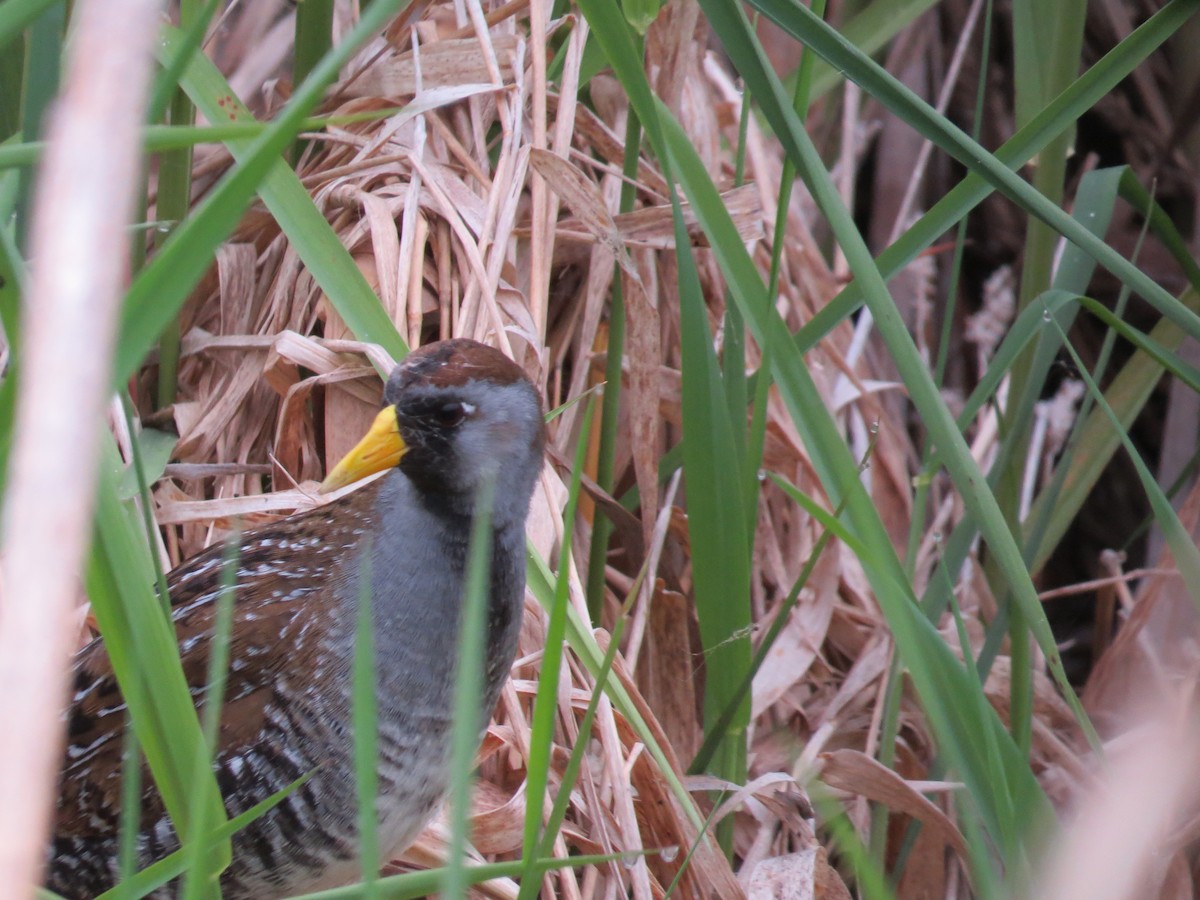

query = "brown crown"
[[387, 339, 530, 399]]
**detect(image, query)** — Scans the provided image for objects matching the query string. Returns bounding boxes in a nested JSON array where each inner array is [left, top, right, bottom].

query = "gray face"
[[443, 379, 543, 487], [391, 376, 545, 525]]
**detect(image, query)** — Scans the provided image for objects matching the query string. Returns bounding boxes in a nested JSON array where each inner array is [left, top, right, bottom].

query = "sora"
[[48, 339, 545, 897]]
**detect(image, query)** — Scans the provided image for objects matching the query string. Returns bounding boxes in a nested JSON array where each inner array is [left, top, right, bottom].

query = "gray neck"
[[357, 470, 527, 720], [420, 464, 539, 533]]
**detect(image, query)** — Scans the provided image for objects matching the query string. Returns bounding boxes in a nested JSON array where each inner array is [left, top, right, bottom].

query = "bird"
[[48, 338, 546, 898]]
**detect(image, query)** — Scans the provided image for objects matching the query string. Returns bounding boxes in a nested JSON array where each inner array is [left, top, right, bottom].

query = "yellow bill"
[[319, 406, 407, 493]]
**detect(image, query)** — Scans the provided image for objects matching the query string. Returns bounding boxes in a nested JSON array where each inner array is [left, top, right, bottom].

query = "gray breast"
[[217, 471, 525, 896]]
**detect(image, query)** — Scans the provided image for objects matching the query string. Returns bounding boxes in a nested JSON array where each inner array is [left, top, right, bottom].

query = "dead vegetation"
[[95, 0, 1200, 897]]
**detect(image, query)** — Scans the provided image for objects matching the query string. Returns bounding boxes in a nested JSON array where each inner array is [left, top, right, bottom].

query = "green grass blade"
[[925, 170, 1124, 646], [577, 0, 756, 800], [0, 13, 27, 141], [1012, 0, 1087, 308], [1119, 169, 1200, 290], [1055, 327, 1200, 605], [657, 78, 1052, 875], [296, 851, 636, 899], [586, 93, 642, 622], [1077, 297, 1200, 393], [996, 167, 1124, 500], [0, 111, 412, 171], [697, 0, 1093, 744], [113, 397, 177, 892], [441, 476, 496, 900], [161, 17, 410, 368], [803, 0, 938, 103], [86, 437, 231, 876], [292, 0, 334, 164], [675, 185, 753, 790], [519, 398, 594, 892], [353, 542, 381, 897], [115, 717, 142, 895], [533, 616, 631, 868], [13, 0, 61, 248], [525, 543, 704, 833], [745, 0, 1200, 351], [180, 531, 241, 899], [795, 0, 1199, 350], [293, 0, 335, 105], [146, 0, 223, 123], [0, 0, 58, 48], [1025, 288, 1200, 572], [151, 0, 217, 409], [578, 0, 1056, 869], [1002, 0, 1087, 753], [0, 232, 23, 495], [809, 785, 896, 900], [98, 772, 315, 899], [941, 570, 1009, 897], [115, 4, 411, 386], [691, 479, 841, 775]]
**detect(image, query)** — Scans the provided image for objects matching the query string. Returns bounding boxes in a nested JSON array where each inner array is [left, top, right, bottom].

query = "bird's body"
[[48, 340, 544, 898]]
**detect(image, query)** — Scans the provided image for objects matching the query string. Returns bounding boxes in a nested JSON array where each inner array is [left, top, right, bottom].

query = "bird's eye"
[[432, 401, 473, 428]]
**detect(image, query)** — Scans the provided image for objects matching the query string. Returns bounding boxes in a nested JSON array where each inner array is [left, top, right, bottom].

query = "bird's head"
[[320, 339, 545, 523]]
